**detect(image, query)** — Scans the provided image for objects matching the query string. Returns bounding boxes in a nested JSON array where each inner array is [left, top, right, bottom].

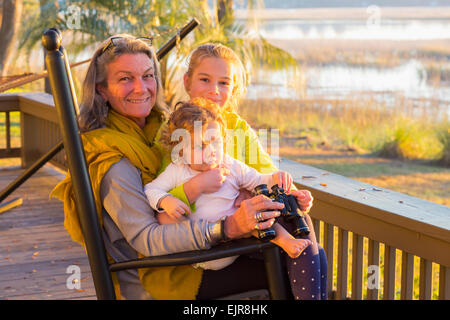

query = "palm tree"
[[0, 0, 23, 76], [18, 0, 303, 105]]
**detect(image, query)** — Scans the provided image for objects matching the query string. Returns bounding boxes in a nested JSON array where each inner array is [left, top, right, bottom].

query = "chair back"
[[43, 29, 116, 299]]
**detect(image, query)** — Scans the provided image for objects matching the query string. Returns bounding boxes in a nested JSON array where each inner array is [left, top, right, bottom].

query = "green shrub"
[[436, 123, 450, 167], [376, 118, 442, 161]]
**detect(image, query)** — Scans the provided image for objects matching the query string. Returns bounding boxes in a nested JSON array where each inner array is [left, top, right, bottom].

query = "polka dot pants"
[[285, 243, 328, 300]]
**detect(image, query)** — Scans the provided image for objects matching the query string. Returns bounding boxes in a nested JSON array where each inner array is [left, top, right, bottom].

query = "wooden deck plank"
[[0, 164, 96, 300]]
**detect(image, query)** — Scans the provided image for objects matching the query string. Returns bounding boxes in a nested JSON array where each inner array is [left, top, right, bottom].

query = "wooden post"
[[383, 245, 396, 300], [401, 252, 414, 300], [336, 228, 348, 299], [351, 233, 364, 300], [367, 239, 380, 300]]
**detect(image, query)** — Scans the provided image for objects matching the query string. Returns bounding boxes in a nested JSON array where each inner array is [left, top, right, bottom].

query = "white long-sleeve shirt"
[[144, 154, 274, 270]]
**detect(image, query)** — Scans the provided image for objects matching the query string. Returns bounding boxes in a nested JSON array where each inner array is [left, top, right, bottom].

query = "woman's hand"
[[224, 194, 284, 240], [272, 171, 293, 192], [289, 189, 313, 213], [159, 195, 191, 221]]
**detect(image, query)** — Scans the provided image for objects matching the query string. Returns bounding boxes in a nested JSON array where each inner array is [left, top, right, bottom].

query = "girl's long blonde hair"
[[184, 43, 247, 112], [78, 34, 168, 132]]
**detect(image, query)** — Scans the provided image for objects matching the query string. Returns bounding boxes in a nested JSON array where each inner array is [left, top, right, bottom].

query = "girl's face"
[[184, 57, 234, 109], [97, 53, 157, 128], [188, 121, 224, 172]]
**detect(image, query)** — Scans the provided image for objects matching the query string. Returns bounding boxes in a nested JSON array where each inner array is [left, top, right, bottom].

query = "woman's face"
[[97, 53, 157, 128], [184, 57, 234, 109]]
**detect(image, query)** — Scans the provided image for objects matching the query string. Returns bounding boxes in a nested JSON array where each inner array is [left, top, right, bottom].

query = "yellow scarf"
[[50, 108, 202, 300]]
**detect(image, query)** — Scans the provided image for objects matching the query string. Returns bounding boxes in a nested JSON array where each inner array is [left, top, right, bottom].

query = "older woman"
[[51, 35, 285, 300]]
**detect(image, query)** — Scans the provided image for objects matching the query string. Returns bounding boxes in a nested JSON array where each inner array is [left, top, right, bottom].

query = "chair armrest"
[[109, 238, 276, 272]]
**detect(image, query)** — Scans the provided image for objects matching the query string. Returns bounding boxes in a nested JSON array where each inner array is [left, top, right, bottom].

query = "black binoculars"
[[253, 184, 310, 241]]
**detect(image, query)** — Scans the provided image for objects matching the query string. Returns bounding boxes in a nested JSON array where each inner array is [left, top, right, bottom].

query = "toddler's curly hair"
[[159, 97, 225, 153]]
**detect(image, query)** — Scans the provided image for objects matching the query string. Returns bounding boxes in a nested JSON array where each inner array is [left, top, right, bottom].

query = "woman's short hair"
[[78, 34, 168, 132], [184, 43, 247, 112]]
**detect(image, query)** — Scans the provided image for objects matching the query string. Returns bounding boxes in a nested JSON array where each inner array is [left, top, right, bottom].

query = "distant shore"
[[235, 7, 450, 20]]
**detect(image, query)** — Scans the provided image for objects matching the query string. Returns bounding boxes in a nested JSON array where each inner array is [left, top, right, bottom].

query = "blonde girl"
[[178, 44, 328, 300]]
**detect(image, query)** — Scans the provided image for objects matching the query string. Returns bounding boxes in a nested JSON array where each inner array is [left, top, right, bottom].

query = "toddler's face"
[[189, 121, 224, 172]]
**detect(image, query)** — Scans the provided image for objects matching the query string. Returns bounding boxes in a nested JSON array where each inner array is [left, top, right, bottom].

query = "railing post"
[[439, 266, 450, 300], [323, 223, 334, 299], [351, 233, 363, 300], [401, 251, 414, 300], [5, 111, 11, 152], [367, 240, 380, 300], [419, 258, 432, 300], [383, 245, 396, 300], [336, 228, 348, 299]]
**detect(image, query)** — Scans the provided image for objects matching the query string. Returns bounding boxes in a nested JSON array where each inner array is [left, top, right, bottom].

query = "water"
[[259, 19, 450, 41], [245, 17, 450, 120], [306, 60, 450, 101]]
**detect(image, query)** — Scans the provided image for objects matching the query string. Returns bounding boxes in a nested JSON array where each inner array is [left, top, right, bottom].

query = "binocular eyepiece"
[[254, 184, 310, 241]]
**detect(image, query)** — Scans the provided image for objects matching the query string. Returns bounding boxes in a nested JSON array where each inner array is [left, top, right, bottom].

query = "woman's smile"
[[126, 96, 151, 104]]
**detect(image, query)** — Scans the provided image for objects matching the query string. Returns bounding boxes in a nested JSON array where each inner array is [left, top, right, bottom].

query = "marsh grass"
[[378, 117, 443, 161], [239, 97, 449, 165], [435, 124, 450, 166]]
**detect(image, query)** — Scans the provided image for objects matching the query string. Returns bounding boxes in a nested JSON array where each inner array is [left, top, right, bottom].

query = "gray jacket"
[[100, 158, 214, 299]]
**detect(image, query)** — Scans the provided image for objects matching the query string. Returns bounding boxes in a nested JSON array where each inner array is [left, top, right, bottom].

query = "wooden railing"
[[1, 92, 449, 300], [0, 93, 66, 169], [280, 158, 450, 300]]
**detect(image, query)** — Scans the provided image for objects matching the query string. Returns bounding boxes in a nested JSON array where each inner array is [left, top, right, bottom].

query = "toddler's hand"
[[197, 164, 230, 194], [234, 188, 253, 208], [159, 195, 191, 222], [272, 171, 293, 192], [156, 212, 185, 225]]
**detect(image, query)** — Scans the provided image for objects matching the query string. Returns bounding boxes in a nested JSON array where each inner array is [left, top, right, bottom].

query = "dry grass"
[[267, 38, 450, 72], [239, 95, 450, 205], [239, 97, 448, 164], [280, 145, 450, 206]]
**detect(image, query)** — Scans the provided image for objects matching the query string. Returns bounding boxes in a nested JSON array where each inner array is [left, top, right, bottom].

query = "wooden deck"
[[0, 163, 96, 300]]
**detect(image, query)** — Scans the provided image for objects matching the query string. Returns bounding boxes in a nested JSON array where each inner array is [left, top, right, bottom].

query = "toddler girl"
[[144, 98, 311, 270]]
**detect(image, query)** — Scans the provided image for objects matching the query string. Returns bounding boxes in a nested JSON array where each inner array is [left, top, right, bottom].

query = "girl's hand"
[[289, 189, 313, 213], [159, 195, 191, 221], [272, 171, 293, 193]]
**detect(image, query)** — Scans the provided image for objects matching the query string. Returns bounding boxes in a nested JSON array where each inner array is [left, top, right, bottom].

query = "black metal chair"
[[42, 27, 289, 300]]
